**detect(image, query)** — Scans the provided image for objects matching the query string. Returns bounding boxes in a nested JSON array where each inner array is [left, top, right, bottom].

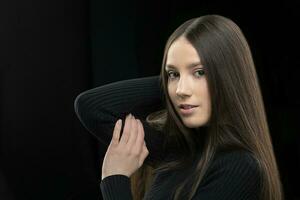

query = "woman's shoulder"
[[207, 149, 262, 180], [195, 149, 262, 198], [212, 149, 260, 170]]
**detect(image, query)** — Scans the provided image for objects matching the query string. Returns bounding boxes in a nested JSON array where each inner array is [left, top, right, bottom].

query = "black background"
[[0, 0, 299, 199]]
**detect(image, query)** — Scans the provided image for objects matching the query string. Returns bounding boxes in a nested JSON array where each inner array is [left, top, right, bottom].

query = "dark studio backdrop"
[[0, 0, 299, 199]]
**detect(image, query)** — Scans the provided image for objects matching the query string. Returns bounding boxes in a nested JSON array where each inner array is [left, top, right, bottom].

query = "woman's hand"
[[101, 113, 149, 180]]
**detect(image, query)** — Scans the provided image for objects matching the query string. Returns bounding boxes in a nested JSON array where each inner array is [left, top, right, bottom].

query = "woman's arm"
[[74, 75, 166, 167], [100, 175, 133, 200]]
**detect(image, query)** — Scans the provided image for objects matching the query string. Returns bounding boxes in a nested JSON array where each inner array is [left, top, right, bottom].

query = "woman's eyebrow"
[[165, 62, 202, 70]]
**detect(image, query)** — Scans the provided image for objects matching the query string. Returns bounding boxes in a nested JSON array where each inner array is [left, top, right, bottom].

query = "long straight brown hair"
[[130, 14, 284, 200]]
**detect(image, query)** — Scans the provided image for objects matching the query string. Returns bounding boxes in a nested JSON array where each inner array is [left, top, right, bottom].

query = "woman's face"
[[166, 36, 211, 128]]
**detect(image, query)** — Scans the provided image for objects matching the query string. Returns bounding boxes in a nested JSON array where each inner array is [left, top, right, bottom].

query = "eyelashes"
[[167, 69, 205, 80]]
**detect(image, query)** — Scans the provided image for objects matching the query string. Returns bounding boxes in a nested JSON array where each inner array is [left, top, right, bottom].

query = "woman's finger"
[[127, 115, 138, 147], [133, 119, 144, 153], [139, 142, 149, 167], [139, 149, 149, 166], [111, 119, 122, 145], [119, 114, 132, 145]]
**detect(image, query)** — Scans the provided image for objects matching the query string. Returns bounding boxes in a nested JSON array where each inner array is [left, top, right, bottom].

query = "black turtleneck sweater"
[[74, 75, 262, 200]]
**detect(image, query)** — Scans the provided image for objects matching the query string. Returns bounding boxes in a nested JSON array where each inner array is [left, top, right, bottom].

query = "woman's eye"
[[195, 69, 205, 77], [167, 69, 205, 79], [167, 71, 178, 79]]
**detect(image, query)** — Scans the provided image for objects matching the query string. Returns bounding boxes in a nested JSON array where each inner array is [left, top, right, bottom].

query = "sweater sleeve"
[[193, 150, 262, 200], [100, 175, 133, 200], [74, 75, 166, 167]]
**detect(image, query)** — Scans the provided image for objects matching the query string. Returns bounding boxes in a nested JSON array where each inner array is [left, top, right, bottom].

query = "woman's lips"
[[179, 104, 198, 109], [179, 106, 198, 115]]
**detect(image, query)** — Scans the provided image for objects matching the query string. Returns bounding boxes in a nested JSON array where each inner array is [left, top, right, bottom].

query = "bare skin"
[[101, 113, 149, 180], [166, 36, 211, 128]]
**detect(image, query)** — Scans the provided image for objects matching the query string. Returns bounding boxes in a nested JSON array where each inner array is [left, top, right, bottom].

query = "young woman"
[[74, 15, 284, 200]]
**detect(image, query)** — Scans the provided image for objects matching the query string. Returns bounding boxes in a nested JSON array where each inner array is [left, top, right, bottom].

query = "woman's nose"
[[176, 80, 192, 97]]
